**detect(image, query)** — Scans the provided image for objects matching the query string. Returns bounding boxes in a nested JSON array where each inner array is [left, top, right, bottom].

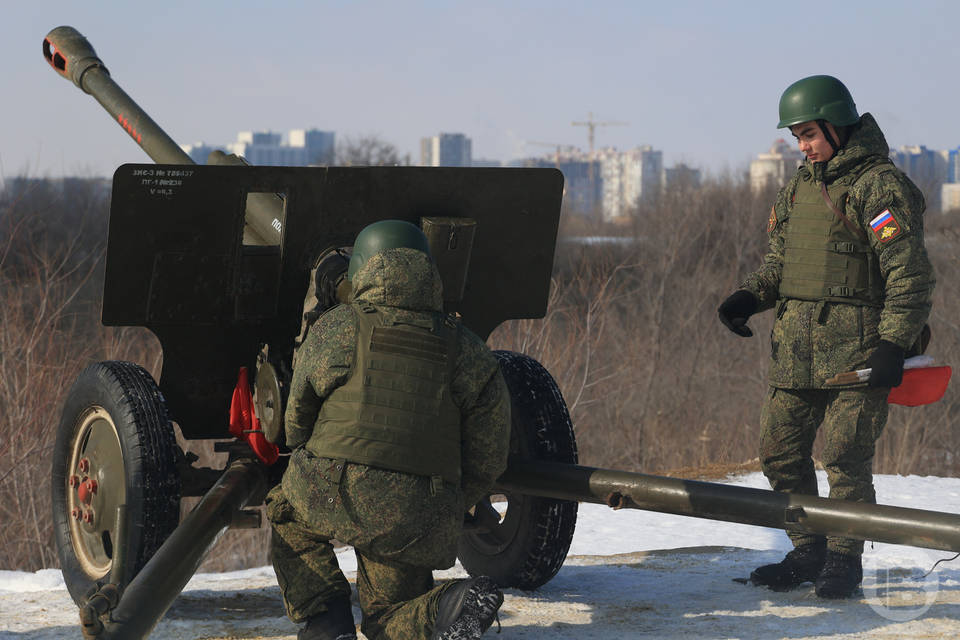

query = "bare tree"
[[335, 134, 401, 166]]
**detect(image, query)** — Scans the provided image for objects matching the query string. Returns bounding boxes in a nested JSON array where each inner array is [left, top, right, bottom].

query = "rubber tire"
[[52, 361, 181, 605], [457, 350, 579, 590]]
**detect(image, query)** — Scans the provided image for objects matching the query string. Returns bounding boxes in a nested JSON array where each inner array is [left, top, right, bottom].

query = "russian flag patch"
[[869, 209, 901, 243]]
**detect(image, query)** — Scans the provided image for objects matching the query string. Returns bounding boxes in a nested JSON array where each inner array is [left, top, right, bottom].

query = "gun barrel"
[[44, 26, 193, 165], [43, 26, 281, 246], [498, 459, 960, 553]]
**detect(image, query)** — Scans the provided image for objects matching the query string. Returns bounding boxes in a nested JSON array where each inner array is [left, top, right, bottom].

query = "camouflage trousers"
[[267, 487, 457, 639], [760, 386, 889, 556]]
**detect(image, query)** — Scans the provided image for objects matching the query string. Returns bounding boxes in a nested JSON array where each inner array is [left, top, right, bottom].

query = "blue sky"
[[3, 1, 958, 178]]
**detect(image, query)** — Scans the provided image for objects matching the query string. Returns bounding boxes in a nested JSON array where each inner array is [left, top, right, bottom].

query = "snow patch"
[[4, 471, 960, 638]]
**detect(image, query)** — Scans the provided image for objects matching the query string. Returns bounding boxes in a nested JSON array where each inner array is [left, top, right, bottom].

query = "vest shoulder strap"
[[820, 182, 867, 241]]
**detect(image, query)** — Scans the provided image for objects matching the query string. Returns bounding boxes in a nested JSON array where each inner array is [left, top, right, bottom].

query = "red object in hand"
[[888, 366, 953, 406], [229, 367, 280, 465]]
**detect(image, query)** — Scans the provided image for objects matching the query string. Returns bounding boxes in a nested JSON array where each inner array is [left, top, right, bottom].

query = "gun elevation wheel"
[[457, 350, 578, 590], [52, 361, 181, 605]]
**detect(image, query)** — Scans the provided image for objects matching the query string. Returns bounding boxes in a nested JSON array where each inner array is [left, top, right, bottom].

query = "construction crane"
[[571, 112, 629, 156], [571, 113, 628, 222]]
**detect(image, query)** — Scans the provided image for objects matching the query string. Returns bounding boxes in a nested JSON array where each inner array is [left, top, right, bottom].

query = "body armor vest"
[[306, 303, 462, 483], [779, 176, 882, 306]]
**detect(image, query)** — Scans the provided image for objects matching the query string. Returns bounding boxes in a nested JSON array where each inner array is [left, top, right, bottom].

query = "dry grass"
[[491, 176, 778, 473], [659, 458, 764, 482], [0, 180, 160, 571]]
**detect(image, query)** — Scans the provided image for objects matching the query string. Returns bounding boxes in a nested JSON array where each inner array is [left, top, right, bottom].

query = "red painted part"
[[78, 458, 90, 473], [888, 366, 953, 407], [228, 367, 279, 465], [117, 114, 144, 145], [78, 480, 92, 504], [69, 475, 80, 488], [42, 39, 67, 77]]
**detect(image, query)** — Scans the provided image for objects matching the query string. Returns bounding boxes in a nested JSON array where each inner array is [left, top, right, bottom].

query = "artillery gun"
[[44, 25, 960, 640]]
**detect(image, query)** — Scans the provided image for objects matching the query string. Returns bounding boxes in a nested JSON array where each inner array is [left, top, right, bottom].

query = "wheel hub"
[[67, 407, 126, 578]]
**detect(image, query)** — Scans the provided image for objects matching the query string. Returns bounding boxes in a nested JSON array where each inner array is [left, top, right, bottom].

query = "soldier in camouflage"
[[718, 75, 935, 599], [267, 220, 511, 639]]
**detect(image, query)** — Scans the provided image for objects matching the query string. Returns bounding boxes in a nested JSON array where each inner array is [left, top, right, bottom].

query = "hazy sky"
[[4, 1, 958, 179]]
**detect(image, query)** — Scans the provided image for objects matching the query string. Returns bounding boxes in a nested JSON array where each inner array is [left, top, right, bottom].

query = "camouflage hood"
[[351, 247, 443, 312], [807, 112, 889, 184]]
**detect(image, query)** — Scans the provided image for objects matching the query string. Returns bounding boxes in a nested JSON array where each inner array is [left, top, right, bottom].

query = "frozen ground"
[[2, 471, 960, 639]]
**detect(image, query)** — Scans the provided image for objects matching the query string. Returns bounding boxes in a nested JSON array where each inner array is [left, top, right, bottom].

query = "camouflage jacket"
[[740, 113, 935, 389], [280, 247, 510, 568]]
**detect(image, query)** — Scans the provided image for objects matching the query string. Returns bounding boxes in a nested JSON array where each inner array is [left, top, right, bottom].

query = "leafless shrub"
[[0, 179, 107, 570], [491, 176, 776, 472]]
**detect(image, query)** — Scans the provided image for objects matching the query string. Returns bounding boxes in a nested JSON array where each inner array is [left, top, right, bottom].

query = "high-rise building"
[[665, 163, 702, 190], [890, 145, 949, 185], [556, 155, 601, 215], [216, 129, 336, 166], [288, 129, 336, 165], [598, 145, 663, 220], [515, 145, 666, 221], [749, 139, 803, 193], [180, 142, 223, 165], [420, 133, 472, 167], [508, 154, 600, 215], [947, 147, 960, 184], [942, 183, 960, 213], [890, 145, 949, 210]]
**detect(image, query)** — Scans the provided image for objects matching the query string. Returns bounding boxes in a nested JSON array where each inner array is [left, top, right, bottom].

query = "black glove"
[[718, 290, 759, 337], [866, 340, 905, 388]]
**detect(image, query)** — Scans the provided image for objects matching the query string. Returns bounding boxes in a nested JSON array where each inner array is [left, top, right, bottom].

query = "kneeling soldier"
[[268, 220, 511, 639]]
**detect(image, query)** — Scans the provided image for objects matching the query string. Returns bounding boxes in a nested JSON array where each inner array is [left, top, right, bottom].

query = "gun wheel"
[[457, 350, 578, 590], [52, 361, 181, 605]]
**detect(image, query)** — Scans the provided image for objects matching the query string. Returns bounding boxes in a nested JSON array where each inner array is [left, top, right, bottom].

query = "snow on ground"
[[3, 472, 960, 639]]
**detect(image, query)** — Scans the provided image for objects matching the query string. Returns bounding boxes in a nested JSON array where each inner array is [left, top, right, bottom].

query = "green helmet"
[[348, 219, 431, 278], [777, 75, 859, 128]]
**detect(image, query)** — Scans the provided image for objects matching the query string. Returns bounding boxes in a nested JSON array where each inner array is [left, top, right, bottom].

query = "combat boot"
[[432, 576, 503, 640], [815, 550, 863, 599], [749, 540, 826, 591], [298, 596, 357, 640]]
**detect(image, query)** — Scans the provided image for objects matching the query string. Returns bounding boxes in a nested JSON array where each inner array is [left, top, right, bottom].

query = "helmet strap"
[[817, 120, 840, 155]]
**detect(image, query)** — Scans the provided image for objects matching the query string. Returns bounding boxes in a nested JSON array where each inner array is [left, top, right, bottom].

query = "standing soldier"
[[267, 220, 511, 639], [718, 76, 935, 598]]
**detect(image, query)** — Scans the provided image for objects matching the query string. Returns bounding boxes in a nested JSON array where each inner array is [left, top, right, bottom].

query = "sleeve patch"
[[869, 209, 902, 243], [767, 206, 777, 232]]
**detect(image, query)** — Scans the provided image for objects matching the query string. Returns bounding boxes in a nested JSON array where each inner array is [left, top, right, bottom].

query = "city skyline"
[[3, 1, 959, 179]]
